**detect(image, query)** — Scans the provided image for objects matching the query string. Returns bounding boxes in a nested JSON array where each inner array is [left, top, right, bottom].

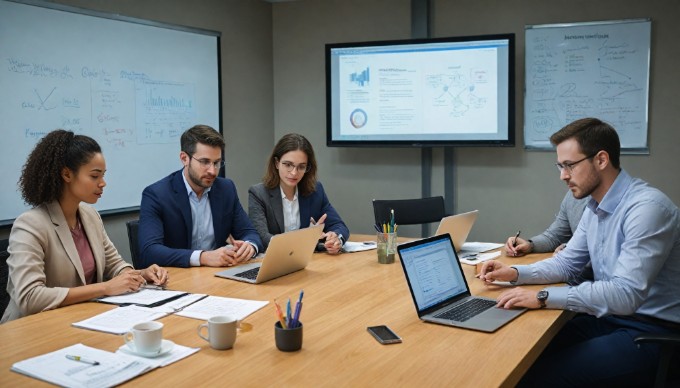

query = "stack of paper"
[[11, 343, 154, 388]]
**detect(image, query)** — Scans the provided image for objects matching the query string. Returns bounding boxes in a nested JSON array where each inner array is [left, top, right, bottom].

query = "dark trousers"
[[518, 314, 677, 387]]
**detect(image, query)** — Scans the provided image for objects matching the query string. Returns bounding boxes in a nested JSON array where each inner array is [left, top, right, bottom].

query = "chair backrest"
[[372, 196, 447, 226], [126, 220, 143, 269], [1, 238, 10, 318]]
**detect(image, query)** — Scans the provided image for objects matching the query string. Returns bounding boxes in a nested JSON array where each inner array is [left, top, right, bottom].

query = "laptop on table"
[[397, 233, 526, 332], [215, 225, 323, 284], [434, 209, 478, 251]]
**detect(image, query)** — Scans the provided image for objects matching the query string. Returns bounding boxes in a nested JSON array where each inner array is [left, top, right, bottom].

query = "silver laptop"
[[397, 233, 526, 332], [434, 210, 478, 251], [215, 225, 323, 284]]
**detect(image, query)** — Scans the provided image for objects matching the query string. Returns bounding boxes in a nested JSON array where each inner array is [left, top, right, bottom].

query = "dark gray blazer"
[[248, 182, 350, 249]]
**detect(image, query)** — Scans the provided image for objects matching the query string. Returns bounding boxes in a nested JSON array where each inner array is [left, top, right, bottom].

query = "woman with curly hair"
[[1, 130, 168, 322]]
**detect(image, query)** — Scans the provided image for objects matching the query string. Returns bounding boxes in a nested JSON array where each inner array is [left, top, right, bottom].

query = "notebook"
[[397, 233, 526, 332], [215, 225, 323, 284], [434, 210, 478, 251]]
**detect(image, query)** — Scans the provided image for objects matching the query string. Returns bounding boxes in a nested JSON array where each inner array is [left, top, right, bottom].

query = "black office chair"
[[634, 333, 680, 388], [1, 238, 10, 318], [372, 196, 447, 226], [126, 220, 143, 269]]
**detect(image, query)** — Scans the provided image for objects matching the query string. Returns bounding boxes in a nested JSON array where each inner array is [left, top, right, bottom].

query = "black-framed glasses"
[[277, 159, 311, 173], [190, 155, 225, 170], [555, 153, 596, 173]]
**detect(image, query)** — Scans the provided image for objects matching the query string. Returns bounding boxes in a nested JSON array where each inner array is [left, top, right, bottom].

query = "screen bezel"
[[325, 33, 515, 148]]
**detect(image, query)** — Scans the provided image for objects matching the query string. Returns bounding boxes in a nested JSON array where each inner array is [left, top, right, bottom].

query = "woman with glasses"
[[2, 129, 168, 323], [248, 133, 350, 254]]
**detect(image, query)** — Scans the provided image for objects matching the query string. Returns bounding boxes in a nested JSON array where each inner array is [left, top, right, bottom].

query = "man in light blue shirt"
[[480, 118, 680, 386]]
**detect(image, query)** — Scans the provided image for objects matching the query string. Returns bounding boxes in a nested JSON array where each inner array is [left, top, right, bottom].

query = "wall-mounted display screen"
[[326, 34, 514, 147]]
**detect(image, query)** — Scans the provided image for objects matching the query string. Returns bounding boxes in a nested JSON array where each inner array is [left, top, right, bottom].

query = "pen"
[[512, 230, 521, 247], [274, 299, 287, 329], [374, 224, 382, 233], [145, 292, 189, 308], [65, 355, 99, 365], [291, 301, 303, 328], [286, 298, 292, 327]]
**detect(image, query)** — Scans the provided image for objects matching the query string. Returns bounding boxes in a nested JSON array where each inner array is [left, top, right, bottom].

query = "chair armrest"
[[634, 333, 680, 346]]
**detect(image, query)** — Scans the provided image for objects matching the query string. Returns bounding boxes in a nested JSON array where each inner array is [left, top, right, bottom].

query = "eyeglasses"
[[278, 160, 311, 173], [190, 155, 225, 170], [555, 153, 596, 173]]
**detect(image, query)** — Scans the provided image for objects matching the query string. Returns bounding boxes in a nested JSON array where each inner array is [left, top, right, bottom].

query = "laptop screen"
[[398, 235, 469, 311]]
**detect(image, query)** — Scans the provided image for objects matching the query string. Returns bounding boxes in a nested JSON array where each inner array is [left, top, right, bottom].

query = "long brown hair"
[[263, 133, 317, 196]]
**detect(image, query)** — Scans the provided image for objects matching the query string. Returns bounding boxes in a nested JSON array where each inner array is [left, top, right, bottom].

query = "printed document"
[[11, 343, 154, 388], [175, 296, 268, 321]]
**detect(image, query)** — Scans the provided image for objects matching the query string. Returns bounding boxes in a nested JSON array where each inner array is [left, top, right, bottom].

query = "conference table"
[[0, 235, 572, 387]]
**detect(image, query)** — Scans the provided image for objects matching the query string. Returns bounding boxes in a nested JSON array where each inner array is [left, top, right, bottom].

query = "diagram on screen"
[[427, 70, 488, 117]]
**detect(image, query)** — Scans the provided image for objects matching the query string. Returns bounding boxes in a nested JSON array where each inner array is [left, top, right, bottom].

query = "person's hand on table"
[[141, 264, 169, 285], [505, 236, 532, 257], [322, 231, 342, 255]]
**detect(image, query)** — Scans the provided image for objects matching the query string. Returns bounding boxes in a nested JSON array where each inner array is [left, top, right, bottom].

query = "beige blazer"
[[1, 201, 131, 322]]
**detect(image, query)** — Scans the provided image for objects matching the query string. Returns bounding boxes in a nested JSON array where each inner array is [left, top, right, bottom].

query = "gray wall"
[[3, 0, 679, 261], [272, 0, 680, 243]]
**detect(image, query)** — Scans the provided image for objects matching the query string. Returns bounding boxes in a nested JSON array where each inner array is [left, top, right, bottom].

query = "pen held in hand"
[[512, 230, 521, 247]]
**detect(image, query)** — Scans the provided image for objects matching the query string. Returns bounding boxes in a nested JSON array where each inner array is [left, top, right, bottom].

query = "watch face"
[[537, 290, 548, 301]]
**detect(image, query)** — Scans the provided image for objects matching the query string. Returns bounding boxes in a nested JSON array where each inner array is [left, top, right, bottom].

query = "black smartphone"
[[367, 325, 402, 344], [316, 237, 327, 252]]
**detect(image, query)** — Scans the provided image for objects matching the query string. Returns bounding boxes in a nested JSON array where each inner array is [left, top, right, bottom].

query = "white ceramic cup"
[[124, 321, 163, 354], [197, 315, 239, 350]]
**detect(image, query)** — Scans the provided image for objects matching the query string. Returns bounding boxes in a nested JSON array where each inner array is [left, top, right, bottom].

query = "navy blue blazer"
[[248, 182, 350, 249], [139, 169, 263, 267]]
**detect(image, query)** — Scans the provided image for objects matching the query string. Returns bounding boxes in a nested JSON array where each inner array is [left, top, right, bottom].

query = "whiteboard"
[[0, 0, 221, 226], [524, 19, 650, 152]]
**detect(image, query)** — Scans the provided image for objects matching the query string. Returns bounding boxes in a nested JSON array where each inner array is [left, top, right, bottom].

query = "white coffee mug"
[[198, 315, 238, 350], [124, 321, 163, 354]]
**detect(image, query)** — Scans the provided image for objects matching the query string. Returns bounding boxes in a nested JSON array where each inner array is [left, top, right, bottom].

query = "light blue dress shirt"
[[182, 174, 215, 267], [515, 170, 680, 323]]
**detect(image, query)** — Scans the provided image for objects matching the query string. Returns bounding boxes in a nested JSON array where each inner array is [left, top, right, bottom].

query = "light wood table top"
[[0, 235, 570, 387]]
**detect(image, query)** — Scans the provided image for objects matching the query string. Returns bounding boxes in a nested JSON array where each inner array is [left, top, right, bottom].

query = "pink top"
[[70, 218, 96, 284]]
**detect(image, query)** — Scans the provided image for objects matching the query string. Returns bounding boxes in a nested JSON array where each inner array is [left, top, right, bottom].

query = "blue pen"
[[286, 298, 292, 327], [292, 301, 303, 328]]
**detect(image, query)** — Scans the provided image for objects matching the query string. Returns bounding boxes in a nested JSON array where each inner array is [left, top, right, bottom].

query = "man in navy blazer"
[[139, 125, 262, 268]]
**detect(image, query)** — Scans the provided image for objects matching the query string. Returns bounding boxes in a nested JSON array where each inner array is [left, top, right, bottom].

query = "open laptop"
[[434, 210, 478, 251], [397, 233, 526, 332], [215, 225, 323, 284]]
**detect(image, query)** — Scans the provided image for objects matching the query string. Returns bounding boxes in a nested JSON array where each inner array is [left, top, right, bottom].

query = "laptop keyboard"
[[434, 298, 496, 322], [235, 267, 260, 280]]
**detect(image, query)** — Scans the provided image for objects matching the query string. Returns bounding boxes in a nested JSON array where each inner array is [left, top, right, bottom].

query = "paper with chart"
[[11, 343, 154, 388]]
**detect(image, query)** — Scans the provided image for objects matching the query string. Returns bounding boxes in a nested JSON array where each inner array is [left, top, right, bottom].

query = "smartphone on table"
[[367, 325, 402, 344]]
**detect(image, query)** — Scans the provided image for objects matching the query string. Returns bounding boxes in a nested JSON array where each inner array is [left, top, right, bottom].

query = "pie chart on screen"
[[350, 108, 367, 128]]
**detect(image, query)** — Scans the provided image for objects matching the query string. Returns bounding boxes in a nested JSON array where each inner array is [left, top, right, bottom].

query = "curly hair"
[[19, 129, 102, 207], [262, 133, 317, 196]]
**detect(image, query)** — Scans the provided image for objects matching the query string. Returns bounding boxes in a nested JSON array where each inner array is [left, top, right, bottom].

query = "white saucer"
[[119, 339, 174, 358]]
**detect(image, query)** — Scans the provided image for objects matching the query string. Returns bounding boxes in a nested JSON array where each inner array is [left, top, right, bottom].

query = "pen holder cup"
[[274, 321, 303, 352], [377, 232, 397, 264]]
